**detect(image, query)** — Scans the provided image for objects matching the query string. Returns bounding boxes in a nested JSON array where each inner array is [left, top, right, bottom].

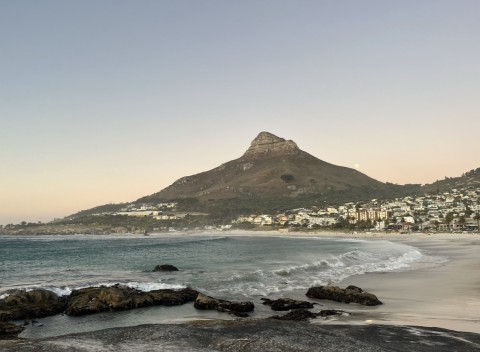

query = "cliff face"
[[141, 132, 385, 201], [241, 132, 300, 160]]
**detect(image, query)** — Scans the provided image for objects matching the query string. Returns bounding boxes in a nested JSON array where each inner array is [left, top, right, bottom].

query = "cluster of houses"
[[113, 203, 182, 220], [93, 185, 480, 233], [233, 186, 480, 232]]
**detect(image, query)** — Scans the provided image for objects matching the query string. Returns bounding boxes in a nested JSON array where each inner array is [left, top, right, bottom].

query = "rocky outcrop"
[[194, 293, 254, 317], [271, 309, 346, 321], [306, 285, 382, 306], [66, 285, 198, 316], [152, 264, 179, 272], [148, 288, 199, 305], [0, 289, 66, 321], [261, 297, 314, 311], [271, 309, 318, 321], [241, 132, 300, 160], [317, 309, 347, 317], [0, 322, 25, 338]]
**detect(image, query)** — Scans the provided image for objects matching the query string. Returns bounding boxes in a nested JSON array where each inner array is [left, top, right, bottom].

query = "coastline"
[[173, 229, 480, 333], [338, 232, 480, 333], [223, 230, 480, 333], [2, 230, 480, 350]]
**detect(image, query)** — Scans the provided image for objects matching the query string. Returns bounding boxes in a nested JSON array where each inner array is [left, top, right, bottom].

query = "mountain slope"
[[140, 132, 385, 202], [423, 167, 480, 193]]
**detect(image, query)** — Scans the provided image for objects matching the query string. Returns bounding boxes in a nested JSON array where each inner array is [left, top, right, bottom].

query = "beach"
[[1, 231, 480, 351], [252, 230, 480, 334], [338, 232, 480, 333], [221, 230, 480, 333]]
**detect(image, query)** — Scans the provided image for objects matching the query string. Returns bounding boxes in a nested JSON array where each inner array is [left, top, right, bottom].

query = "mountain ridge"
[[140, 131, 385, 202]]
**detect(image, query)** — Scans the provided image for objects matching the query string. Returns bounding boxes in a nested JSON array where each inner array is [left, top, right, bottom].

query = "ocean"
[[0, 232, 443, 338]]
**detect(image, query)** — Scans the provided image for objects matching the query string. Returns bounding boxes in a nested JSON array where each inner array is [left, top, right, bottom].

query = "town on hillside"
[[72, 185, 480, 233], [232, 185, 480, 233], [2, 182, 479, 235]]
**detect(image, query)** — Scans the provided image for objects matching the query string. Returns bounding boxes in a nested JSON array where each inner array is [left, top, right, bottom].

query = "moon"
[[354, 163, 360, 170]]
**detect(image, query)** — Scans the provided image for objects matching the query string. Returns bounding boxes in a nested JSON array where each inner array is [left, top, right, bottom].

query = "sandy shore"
[[337, 233, 480, 334], [221, 230, 480, 333]]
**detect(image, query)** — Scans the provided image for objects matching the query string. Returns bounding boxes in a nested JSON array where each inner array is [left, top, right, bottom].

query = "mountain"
[[68, 132, 431, 221], [138, 132, 386, 203]]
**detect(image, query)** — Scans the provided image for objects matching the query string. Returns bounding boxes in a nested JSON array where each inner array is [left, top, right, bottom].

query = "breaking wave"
[[200, 245, 429, 297], [0, 282, 187, 299]]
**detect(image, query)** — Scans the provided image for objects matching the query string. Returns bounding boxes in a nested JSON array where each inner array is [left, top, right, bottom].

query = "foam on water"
[[0, 282, 187, 299], [197, 247, 431, 297]]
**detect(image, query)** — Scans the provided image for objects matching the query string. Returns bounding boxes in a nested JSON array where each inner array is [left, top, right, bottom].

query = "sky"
[[1, 0, 479, 225]]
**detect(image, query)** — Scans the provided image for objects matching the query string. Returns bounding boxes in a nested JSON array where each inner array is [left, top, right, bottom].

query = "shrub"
[[281, 174, 295, 183]]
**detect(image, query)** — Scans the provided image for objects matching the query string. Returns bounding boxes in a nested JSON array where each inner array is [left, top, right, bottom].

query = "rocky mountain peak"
[[242, 132, 300, 159]]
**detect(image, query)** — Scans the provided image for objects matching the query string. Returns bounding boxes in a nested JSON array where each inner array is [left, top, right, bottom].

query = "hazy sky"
[[1, 1, 479, 225]]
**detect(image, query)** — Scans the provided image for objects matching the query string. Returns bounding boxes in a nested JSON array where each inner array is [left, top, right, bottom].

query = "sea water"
[[0, 233, 442, 338]]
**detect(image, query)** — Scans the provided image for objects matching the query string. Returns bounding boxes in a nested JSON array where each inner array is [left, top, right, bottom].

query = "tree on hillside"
[[465, 205, 473, 217], [356, 220, 373, 230], [445, 212, 454, 231], [474, 212, 480, 233], [416, 217, 424, 232], [280, 174, 295, 183]]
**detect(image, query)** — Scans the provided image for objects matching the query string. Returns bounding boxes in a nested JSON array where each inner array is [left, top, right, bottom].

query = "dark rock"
[[271, 308, 346, 321], [0, 322, 24, 338], [2, 320, 480, 352], [318, 309, 346, 317], [66, 286, 140, 316], [193, 293, 219, 310], [0, 289, 66, 322], [152, 264, 179, 272], [148, 287, 199, 306], [261, 297, 314, 311], [66, 285, 198, 316], [231, 311, 250, 318], [306, 285, 382, 306], [271, 309, 318, 321], [345, 285, 363, 293], [194, 293, 254, 316]]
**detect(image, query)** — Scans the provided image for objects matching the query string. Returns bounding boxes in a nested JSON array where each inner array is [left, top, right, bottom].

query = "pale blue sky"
[[1, 1, 479, 224]]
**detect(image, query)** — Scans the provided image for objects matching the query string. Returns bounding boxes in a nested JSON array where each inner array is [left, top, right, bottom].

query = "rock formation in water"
[[261, 297, 314, 311], [0, 289, 66, 321], [194, 292, 255, 317], [306, 285, 382, 306], [65, 285, 199, 316]]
